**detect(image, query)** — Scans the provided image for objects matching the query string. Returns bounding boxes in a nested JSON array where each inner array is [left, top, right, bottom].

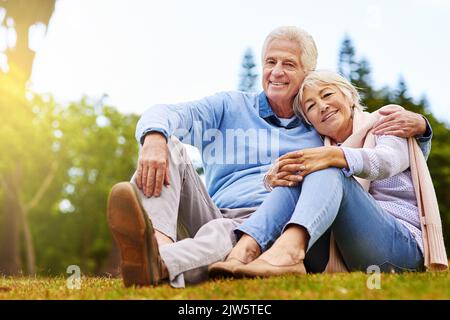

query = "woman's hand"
[[265, 146, 347, 188], [278, 146, 341, 178]]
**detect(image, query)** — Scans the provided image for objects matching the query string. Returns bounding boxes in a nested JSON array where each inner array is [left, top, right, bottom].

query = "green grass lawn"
[[1, 271, 450, 300]]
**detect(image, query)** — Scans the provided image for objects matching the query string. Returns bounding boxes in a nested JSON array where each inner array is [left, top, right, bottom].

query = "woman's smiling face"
[[301, 84, 354, 142]]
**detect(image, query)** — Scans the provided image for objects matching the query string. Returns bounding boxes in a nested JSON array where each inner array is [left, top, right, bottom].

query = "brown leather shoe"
[[233, 258, 306, 278], [107, 182, 166, 287], [208, 258, 245, 279]]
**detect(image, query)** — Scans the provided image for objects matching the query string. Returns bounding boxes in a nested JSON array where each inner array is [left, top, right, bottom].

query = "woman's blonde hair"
[[294, 69, 365, 124]]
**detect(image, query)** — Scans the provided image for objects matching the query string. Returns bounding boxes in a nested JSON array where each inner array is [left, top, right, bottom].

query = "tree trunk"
[[20, 206, 35, 275], [2, 0, 56, 89], [0, 170, 22, 275], [0, 0, 56, 275], [21, 161, 58, 276]]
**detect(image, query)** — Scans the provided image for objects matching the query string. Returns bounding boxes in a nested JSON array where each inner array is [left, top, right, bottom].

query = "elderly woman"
[[209, 70, 447, 277]]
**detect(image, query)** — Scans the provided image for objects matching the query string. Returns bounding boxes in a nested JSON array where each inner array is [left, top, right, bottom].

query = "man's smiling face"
[[262, 38, 305, 111]]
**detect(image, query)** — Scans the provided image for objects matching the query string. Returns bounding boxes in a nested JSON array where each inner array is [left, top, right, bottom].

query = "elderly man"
[[107, 26, 432, 288]]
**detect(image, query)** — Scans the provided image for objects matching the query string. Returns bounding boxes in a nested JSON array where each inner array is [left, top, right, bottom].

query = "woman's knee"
[[302, 168, 344, 188]]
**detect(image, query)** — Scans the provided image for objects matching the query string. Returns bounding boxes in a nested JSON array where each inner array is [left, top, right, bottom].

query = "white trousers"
[[131, 137, 255, 287]]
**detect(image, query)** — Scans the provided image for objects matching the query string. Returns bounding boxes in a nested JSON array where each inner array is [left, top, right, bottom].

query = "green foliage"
[[33, 98, 139, 275], [338, 37, 450, 253], [239, 48, 258, 92], [1, 91, 139, 275]]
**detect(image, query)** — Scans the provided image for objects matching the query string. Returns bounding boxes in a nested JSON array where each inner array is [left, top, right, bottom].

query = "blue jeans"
[[236, 168, 424, 273]]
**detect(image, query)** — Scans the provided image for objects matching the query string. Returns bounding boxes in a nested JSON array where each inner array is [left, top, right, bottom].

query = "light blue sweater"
[[136, 91, 323, 208]]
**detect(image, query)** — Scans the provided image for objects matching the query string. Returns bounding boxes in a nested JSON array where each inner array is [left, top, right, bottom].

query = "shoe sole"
[[107, 182, 158, 287]]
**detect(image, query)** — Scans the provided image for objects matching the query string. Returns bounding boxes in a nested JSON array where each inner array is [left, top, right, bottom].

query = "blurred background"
[[0, 0, 449, 277]]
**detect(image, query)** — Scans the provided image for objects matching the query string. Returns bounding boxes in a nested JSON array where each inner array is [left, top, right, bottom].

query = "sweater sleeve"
[[341, 135, 410, 181], [135, 92, 228, 148], [415, 115, 433, 160]]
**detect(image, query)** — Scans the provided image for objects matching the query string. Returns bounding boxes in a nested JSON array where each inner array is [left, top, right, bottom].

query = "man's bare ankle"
[[161, 261, 169, 279], [155, 230, 174, 246]]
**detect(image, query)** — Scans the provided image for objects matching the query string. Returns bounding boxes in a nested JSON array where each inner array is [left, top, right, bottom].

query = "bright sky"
[[28, 0, 450, 123]]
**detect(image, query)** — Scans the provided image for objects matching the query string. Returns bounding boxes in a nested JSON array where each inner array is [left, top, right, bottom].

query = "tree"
[[0, 0, 56, 88], [353, 58, 373, 101], [28, 98, 139, 275], [0, 0, 56, 275], [393, 76, 414, 107], [338, 36, 373, 102], [0, 82, 60, 276], [338, 35, 357, 82], [238, 48, 258, 92]]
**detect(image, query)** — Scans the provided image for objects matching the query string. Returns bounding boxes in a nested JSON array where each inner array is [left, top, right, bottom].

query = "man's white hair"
[[262, 26, 318, 72], [294, 69, 365, 124]]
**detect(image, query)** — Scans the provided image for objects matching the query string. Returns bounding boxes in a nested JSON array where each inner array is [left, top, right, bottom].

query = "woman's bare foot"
[[208, 234, 262, 278], [230, 226, 309, 278], [258, 225, 308, 266]]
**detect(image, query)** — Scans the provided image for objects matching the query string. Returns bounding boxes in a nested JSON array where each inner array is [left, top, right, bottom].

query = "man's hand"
[[265, 159, 300, 188], [136, 132, 170, 197], [373, 104, 427, 138]]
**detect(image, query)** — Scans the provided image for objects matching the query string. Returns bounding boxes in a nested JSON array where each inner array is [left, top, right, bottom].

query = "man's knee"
[[167, 136, 191, 167]]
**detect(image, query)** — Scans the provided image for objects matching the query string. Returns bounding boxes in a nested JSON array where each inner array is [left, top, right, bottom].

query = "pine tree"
[[394, 76, 411, 103], [338, 36, 373, 104], [239, 48, 258, 92], [338, 35, 358, 82]]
